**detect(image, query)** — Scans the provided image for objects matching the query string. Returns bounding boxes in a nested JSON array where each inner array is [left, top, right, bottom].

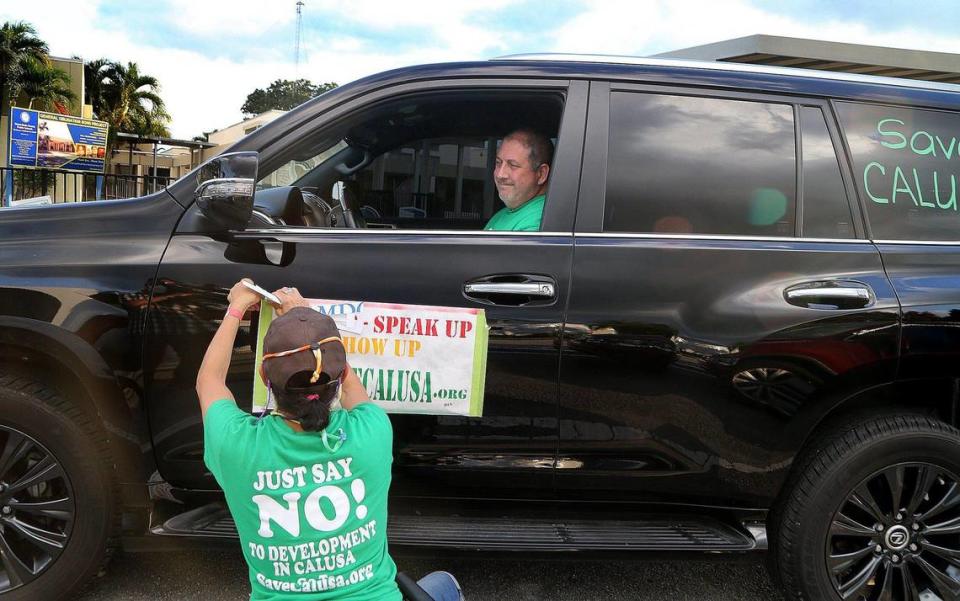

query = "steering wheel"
[[300, 189, 335, 227]]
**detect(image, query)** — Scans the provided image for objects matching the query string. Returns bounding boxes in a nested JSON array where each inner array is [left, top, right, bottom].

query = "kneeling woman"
[[196, 280, 461, 600]]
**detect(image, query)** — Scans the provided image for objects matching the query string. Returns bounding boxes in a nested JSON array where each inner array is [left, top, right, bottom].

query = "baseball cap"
[[261, 307, 346, 400]]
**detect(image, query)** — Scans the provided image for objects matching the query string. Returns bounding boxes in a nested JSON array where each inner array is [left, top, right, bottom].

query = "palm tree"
[[129, 104, 171, 138], [82, 57, 110, 118], [100, 61, 170, 146], [20, 57, 76, 111], [0, 21, 49, 114], [101, 61, 167, 130]]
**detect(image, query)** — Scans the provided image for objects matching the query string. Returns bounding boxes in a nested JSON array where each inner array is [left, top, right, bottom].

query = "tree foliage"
[[82, 57, 110, 117], [0, 21, 49, 114], [20, 57, 75, 111], [99, 61, 171, 141], [241, 78, 337, 116], [80, 58, 171, 141]]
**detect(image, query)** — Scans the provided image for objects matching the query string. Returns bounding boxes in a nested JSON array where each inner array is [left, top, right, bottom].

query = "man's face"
[[493, 137, 548, 209]]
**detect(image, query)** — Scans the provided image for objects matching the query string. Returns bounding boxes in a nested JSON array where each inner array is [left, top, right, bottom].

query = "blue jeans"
[[416, 571, 464, 601]]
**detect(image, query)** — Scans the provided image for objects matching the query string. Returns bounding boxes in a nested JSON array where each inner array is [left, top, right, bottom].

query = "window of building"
[[836, 101, 960, 241], [604, 92, 796, 237], [800, 107, 854, 239]]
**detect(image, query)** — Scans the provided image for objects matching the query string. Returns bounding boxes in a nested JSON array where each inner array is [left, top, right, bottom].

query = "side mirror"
[[195, 151, 259, 230]]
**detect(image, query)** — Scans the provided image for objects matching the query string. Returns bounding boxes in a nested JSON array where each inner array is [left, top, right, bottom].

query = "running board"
[[154, 504, 761, 552], [153, 502, 238, 539], [389, 515, 757, 552]]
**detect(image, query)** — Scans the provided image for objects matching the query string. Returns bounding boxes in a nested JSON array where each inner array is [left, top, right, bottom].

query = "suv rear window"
[[836, 101, 960, 241], [604, 92, 796, 237], [800, 106, 854, 239]]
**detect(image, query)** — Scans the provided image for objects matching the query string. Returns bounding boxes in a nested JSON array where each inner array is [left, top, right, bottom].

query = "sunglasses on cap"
[[258, 336, 345, 388]]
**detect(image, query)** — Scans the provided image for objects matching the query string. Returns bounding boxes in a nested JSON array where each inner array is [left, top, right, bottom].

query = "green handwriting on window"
[[863, 162, 957, 209], [877, 118, 960, 159], [864, 118, 960, 210]]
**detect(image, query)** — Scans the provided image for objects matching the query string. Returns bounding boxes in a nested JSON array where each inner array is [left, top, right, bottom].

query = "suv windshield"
[[257, 140, 348, 190]]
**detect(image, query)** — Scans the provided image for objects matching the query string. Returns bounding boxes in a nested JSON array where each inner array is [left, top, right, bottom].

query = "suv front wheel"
[[777, 414, 960, 601], [0, 375, 116, 601]]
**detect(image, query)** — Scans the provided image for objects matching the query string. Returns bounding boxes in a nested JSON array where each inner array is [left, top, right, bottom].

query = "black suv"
[[1, 55, 959, 601]]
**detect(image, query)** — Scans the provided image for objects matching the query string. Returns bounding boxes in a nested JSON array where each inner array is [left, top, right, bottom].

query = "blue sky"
[[4, 0, 960, 138]]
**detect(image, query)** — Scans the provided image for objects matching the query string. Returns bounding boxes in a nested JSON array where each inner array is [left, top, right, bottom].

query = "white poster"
[[253, 299, 488, 417]]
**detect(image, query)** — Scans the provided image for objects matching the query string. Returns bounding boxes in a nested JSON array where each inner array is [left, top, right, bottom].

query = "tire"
[[776, 414, 960, 601], [0, 374, 117, 600]]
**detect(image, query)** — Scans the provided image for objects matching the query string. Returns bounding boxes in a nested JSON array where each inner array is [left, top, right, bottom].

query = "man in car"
[[484, 128, 553, 231]]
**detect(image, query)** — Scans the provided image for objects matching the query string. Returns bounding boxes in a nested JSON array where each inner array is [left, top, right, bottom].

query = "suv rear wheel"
[[776, 414, 960, 601], [0, 375, 116, 600]]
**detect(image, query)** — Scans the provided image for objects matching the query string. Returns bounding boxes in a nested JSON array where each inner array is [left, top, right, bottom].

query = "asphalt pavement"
[[76, 540, 785, 600]]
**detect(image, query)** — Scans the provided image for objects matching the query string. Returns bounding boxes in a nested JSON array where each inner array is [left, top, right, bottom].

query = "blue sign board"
[[8, 108, 108, 173]]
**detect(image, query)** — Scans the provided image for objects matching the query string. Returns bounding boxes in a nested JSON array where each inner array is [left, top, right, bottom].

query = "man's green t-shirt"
[[484, 194, 545, 231], [203, 400, 400, 601]]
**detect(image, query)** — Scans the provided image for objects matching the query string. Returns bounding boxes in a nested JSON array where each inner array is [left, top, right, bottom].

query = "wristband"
[[225, 307, 244, 320]]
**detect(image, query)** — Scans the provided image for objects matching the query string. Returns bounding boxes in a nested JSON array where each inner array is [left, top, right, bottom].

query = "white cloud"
[[4, 0, 960, 140], [302, 0, 516, 59], [0, 1, 277, 138], [165, 0, 294, 35], [547, 0, 960, 56], [2, 1, 516, 138]]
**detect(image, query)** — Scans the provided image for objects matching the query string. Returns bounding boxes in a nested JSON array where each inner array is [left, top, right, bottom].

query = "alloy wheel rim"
[[732, 367, 794, 401], [0, 425, 75, 592], [826, 462, 960, 601]]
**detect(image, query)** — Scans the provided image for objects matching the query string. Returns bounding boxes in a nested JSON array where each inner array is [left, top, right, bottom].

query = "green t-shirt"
[[203, 400, 400, 601], [483, 194, 545, 231]]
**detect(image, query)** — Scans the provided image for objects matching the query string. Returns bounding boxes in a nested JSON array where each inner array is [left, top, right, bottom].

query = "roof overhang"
[[116, 132, 216, 149], [653, 34, 960, 84]]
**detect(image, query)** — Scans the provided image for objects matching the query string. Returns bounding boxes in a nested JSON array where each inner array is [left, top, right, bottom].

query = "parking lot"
[[77, 540, 784, 600]]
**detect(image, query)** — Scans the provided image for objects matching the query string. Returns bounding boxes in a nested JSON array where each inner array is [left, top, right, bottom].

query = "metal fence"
[[0, 167, 176, 207]]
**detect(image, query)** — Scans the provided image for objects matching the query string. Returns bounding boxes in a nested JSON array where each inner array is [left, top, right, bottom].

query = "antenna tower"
[[294, 1, 305, 72]]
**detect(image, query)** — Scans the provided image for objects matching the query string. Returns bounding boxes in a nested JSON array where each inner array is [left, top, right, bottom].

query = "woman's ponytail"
[[294, 395, 331, 432], [273, 379, 338, 432]]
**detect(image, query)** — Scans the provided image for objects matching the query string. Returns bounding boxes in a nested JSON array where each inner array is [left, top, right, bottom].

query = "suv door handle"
[[464, 282, 555, 297], [463, 275, 557, 306], [784, 282, 873, 310]]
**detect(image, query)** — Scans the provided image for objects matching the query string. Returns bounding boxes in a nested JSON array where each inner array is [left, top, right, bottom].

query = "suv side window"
[[836, 101, 960, 241], [604, 92, 796, 236], [349, 138, 495, 229], [254, 91, 565, 231], [800, 106, 854, 239]]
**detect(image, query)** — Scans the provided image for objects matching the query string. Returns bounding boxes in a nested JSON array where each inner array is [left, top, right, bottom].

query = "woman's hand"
[[273, 286, 311, 316], [227, 278, 261, 313]]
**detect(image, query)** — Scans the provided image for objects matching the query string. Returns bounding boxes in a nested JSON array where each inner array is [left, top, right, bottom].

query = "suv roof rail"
[[492, 52, 960, 94]]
